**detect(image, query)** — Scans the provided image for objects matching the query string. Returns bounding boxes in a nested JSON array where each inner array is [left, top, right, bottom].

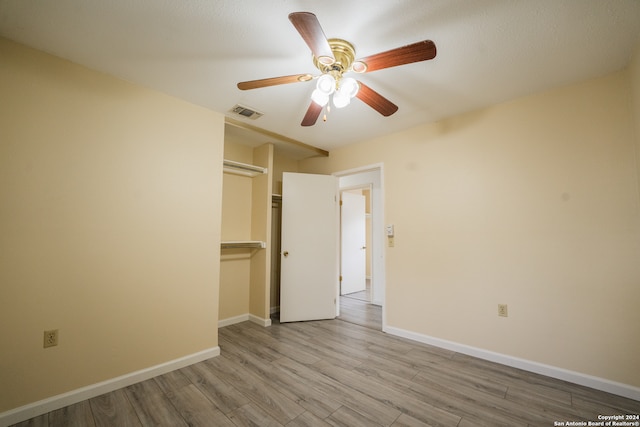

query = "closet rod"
[[223, 159, 267, 177], [220, 240, 266, 249]]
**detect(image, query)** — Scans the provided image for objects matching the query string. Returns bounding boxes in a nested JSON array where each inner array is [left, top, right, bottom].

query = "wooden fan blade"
[[301, 101, 323, 126], [357, 40, 436, 73], [289, 12, 335, 64], [238, 74, 313, 90], [356, 81, 398, 117]]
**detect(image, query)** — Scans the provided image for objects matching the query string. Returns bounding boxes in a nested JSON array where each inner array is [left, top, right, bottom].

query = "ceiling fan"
[[237, 12, 437, 126]]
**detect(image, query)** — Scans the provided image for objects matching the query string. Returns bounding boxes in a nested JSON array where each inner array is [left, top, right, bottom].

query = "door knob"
[[283, 251, 289, 257]]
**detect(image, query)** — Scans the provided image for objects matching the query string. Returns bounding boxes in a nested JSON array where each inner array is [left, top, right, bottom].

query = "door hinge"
[[339, 275, 342, 282], [339, 199, 343, 206]]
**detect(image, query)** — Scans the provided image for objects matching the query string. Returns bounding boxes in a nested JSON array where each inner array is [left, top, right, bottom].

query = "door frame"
[[334, 164, 386, 329]]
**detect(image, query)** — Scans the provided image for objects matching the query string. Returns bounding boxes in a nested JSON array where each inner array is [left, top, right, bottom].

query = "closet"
[[219, 121, 326, 327], [219, 141, 273, 326]]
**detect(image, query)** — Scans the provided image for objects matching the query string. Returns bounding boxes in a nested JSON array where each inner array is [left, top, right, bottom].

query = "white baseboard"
[[218, 313, 251, 327], [384, 326, 640, 402], [249, 314, 272, 327], [219, 313, 271, 328], [0, 347, 220, 427]]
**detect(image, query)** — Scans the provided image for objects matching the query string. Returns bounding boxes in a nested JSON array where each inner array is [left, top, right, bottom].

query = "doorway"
[[340, 187, 370, 299], [336, 165, 384, 330]]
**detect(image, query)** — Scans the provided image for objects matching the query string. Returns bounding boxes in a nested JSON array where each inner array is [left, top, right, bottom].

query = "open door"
[[280, 172, 338, 323], [340, 191, 366, 295]]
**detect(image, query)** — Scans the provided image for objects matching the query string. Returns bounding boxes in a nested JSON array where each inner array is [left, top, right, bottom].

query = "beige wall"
[[0, 38, 224, 412], [272, 149, 299, 195], [300, 69, 640, 388]]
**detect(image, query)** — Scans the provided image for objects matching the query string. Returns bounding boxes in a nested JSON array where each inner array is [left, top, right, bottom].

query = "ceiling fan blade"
[[357, 40, 436, 73], [301, 101, 323, 126], [356, 81, 398, 117], [237, 74, 313, 90], [289, 12, 335, 64]]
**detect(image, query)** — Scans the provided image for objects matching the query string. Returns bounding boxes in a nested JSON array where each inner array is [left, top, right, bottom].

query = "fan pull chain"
[[323, 105, 331, 122]]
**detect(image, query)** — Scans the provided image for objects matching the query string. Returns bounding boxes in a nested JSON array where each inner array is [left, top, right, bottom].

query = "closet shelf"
[[223, 159, 267, 177], [221, 240, 266, 250]]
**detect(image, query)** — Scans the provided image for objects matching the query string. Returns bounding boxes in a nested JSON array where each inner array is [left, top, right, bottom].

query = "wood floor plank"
[[571, 393, 640, 420], [451, 352, 570, 392], [314, 360, 461, 427], [506, 382, 573, 407], [325, 405, 387, 427], [153, 368, 192, 393], [290, 322, 374, 358], [89, 389, 142, 427], [226, 403, 283, 427], [410, 369, 552, 426], [10, 414, 48, 427], [350, 354, 526, 427], [504, 385, 588, 422], [272, 356, 402, 427], [414, 362, 509, 399], [159, 383, 235, 427], [337, 301, 381, 330], [223, 323, 323, 365], [275, 322, 366, 370], [49, 400, 95, 427], [403, 345, 457, 363], [391, 413, 437, 427], [286, 411, 334, 427], [180, 362, 250, 414], [312, 320, 413, 353], [219, 325, 282, 362], [219, 335, 343, 419], [205, 354, 306, 424], [125, 379, 188, 426], [355, 352, 421, 381]]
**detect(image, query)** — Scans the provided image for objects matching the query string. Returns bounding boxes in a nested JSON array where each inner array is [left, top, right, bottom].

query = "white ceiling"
[[2, 0, 640, 154]]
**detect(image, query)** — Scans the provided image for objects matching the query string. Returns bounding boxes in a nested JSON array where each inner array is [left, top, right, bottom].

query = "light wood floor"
[[13, 318, 640, 426], [338, 294, 382, 330], [338, 279, 382, 330]]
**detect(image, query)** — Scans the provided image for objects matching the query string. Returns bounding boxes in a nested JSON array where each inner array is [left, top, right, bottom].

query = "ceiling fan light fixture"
[[332, 89, 351, 108], [311, 89, 329, 106], [340, 77, 359, 98], [316, 74, 336, 95]]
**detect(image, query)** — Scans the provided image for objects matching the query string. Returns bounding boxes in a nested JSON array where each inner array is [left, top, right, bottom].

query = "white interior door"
[[341, 191, 366, 295], [280, 172, 338, 323]]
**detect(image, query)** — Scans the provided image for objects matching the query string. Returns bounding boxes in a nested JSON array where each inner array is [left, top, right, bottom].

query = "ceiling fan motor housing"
[[313, 38, 357, 74]]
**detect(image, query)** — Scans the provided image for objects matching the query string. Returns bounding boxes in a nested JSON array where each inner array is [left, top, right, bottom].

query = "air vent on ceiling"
[[229, 104, 264, 120]]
